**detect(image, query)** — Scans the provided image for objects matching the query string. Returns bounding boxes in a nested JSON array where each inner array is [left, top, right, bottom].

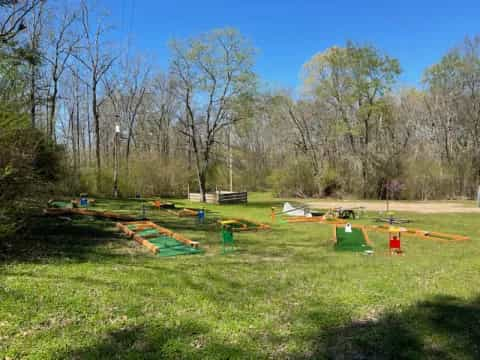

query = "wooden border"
[[45, 208, 137, 221], [166, 208, 198, 218], [218, 218, 271, 232], [334, 224, 372, 246], [117, 221, 200, 249], [332, 225, 338, 244], [286, 216, 348, 225], [358, 225, 373, 246], [367, 225, 469, 243], [116, 222, 159, 254]]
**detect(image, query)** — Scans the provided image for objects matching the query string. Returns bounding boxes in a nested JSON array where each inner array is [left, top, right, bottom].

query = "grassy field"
[[1, 193, 480, 359]]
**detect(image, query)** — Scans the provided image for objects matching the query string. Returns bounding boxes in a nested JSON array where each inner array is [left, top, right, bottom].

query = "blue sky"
[[101, 0, 480, 90]]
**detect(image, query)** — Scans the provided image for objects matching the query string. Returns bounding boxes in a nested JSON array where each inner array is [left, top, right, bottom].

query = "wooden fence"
[[188, 191, 248, 204]]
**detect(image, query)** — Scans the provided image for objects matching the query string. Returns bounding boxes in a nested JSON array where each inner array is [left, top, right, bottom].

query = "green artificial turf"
[[335, 227, 372, 252], [148, 235, 202, 257], [1, 193, 480, 359]]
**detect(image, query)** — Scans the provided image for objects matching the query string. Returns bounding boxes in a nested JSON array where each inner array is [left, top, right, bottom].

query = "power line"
[[126, 0, 136, 63]]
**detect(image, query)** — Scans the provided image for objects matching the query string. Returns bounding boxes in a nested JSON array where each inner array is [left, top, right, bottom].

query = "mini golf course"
[[334, 225, 373, 252]]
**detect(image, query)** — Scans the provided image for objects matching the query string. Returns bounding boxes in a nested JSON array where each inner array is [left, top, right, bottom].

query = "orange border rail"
[[117, 221, 200, 253], [117, 222, 159, 254], [333, 224, 372, 246], [45, 208, 137, 221], [286, 216, 347, 225], [167, 208, 198, 218], [218, 218, 271, 232], [367, 224, 469, 243]]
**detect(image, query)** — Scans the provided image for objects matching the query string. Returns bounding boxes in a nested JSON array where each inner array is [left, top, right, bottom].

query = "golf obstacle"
[[117, 221, 201, 257], [333, 224, 373, 252]]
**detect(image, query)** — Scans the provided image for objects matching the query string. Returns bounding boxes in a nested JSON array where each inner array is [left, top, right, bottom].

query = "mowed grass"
[[1, 193, 480, 359]]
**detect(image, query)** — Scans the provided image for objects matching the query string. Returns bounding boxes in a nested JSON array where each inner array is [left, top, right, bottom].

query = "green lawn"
[[1, 193, 480, 359]]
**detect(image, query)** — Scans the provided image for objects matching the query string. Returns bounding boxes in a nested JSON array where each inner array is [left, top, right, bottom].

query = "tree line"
[[2, 0, 480, 207]]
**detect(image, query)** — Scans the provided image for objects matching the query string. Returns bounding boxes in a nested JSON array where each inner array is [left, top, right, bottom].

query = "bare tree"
[[25, 0, 44, 128], [44, 6, 80, 141], [0, 0, 42, 42], [75, 0, 116, 188], [104, 56, 150, 172], [170, 28, 256, 201]]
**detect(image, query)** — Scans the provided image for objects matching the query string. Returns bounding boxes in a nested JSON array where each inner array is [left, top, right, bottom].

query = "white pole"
[[113, 123, 120, 198], [477, 185, 480, 208], [229, 126, 233, 192]]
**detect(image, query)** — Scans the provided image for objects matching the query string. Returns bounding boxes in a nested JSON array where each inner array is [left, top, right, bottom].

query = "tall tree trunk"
[[49, 81, 58, 142], [30, 65, 36, 128], [87, 87, 92, 165], [92, 82, 101, 190]]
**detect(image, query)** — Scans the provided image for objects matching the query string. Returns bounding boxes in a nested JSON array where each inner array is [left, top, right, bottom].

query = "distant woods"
[[1, 1, 480, 201]]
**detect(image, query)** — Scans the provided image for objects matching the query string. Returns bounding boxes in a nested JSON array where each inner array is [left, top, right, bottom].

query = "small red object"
[[390, 238, 401, 249], [389, 231, 403, 255]]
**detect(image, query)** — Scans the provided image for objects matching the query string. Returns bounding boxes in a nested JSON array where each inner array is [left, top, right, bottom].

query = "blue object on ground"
[[198, 209, 206, 224], [80, 197, 88, 207]]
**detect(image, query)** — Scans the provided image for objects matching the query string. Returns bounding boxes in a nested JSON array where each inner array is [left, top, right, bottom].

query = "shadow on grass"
[[294, 294, 480, 359], [55, 320, 259, 360], [0, 216, 129, 265]]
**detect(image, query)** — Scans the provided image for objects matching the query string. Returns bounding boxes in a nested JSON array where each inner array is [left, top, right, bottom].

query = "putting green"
[[125, 225, 202, 257], [335, 227, 372, 252], [148, 235, 202, 257]]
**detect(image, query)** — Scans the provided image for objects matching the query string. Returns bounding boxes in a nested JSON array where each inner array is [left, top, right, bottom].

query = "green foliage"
[[75, 157, 191, 198], [0, 107, 64, 241], [0, 126, 63, 202], [268, 158, 318, 197], [0, 102, 29, 128], [303, 42, 401, 101], [319, 167, 342, 197]]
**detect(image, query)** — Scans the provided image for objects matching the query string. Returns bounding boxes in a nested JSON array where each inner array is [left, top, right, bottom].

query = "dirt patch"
[[307, 200, 480, 214]]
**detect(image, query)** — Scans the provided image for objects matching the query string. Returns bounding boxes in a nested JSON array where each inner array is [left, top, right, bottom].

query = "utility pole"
[[113, 121, 120, 198], [228, 126, 233, 192], [386, 180, 390, 213], [477, 185, 480, 208]]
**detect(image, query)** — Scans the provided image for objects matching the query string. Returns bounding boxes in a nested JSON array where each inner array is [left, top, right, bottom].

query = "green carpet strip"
[[335, 228, 372, 252], [148, 235, 202, 257]]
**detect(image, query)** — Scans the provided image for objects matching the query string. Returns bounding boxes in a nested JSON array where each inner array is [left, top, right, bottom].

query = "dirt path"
[[307, 200, 480, 214]]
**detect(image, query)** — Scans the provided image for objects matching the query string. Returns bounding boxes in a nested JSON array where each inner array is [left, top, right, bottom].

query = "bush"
[[0, 125, 64, 242]]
